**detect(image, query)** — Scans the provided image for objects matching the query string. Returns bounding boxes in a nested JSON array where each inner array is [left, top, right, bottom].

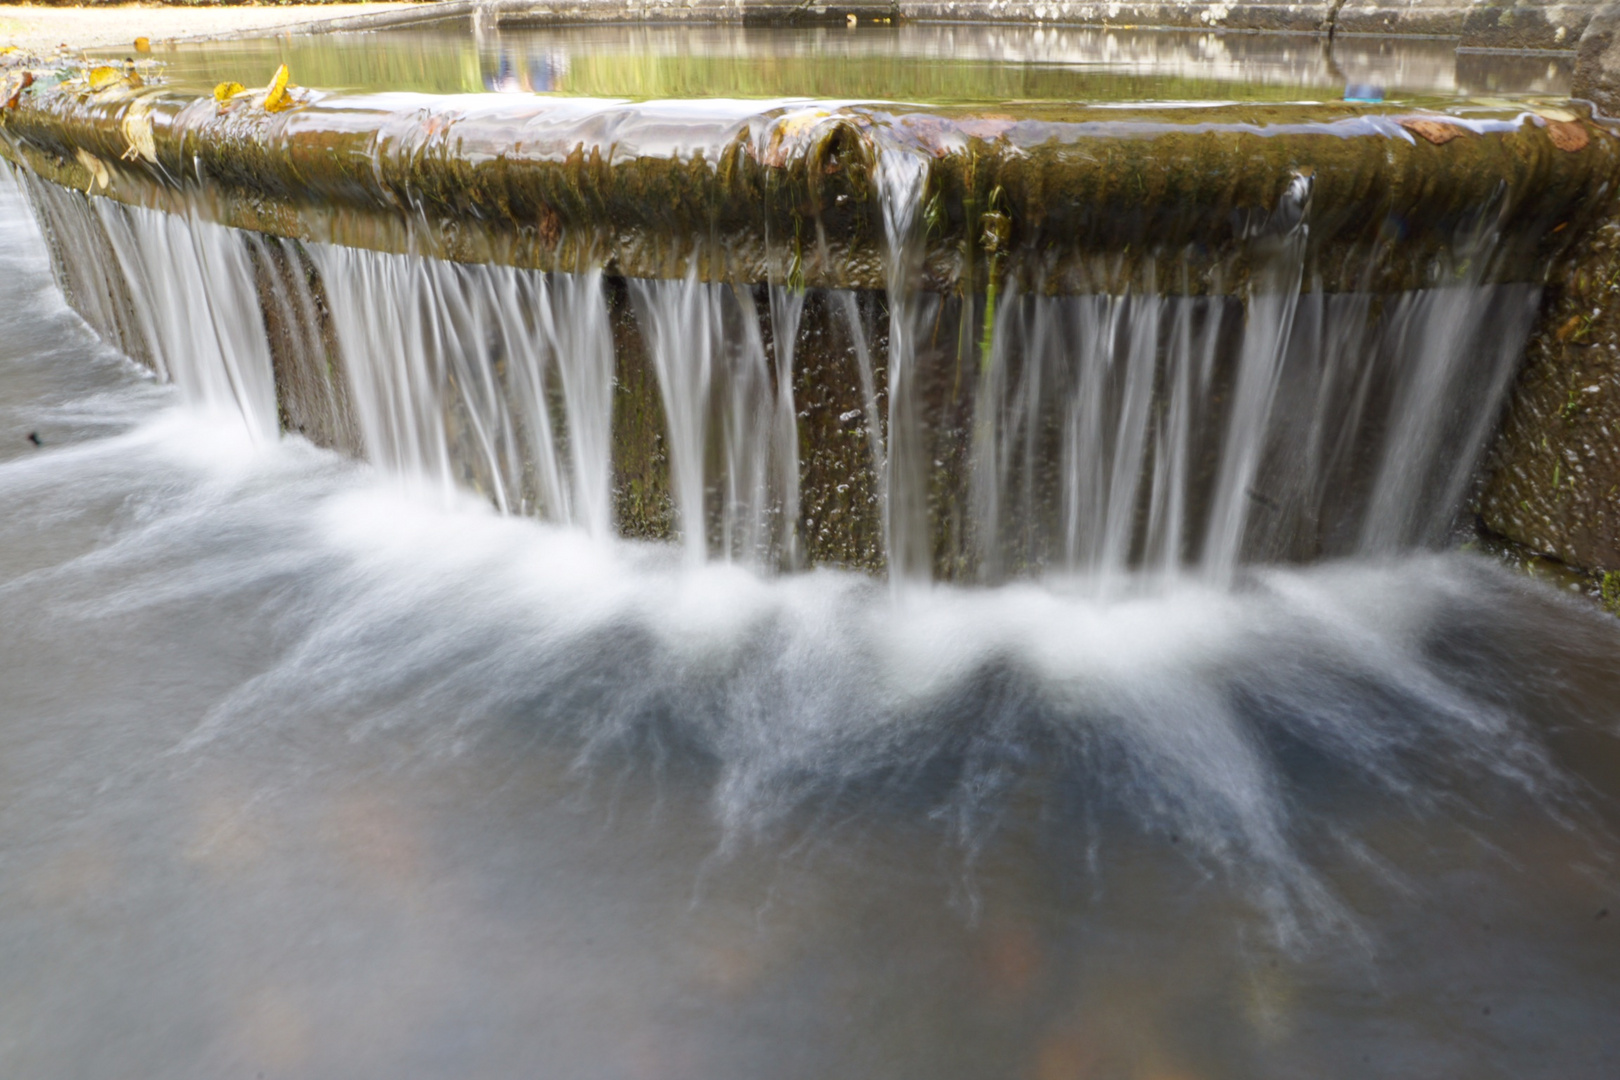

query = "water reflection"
[[111, 21, 1573, 103]]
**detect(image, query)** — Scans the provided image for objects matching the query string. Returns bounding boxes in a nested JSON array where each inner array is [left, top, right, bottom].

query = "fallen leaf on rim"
[[1546, 119, 1589, 152], [121, 97, 156, 163], [213, 81, 244, 104], [1, 70, 33, 110], [74, 148, 109, 192], [262, 63, 293, 113], [87, 65, 123, 93], [1400, 118, 1466, 145]]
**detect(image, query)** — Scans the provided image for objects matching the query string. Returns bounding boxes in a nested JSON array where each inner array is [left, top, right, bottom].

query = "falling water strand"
[[1359, 280, 1536, 552], [19, 171, 279, 439], [1201, 235, 1309, 581], [310, 243, 617, 527], [768, 284, 807, 569], [629, 273, 796, 566], [628, 272, 718, 564], [875, 149, 933, 585], [16, 160, 1546, 582]]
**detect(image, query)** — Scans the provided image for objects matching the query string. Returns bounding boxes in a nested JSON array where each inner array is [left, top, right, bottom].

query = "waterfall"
[[309, 244, 617, 534], [964, 282, 1539, 581], [875, 149, 936, 585], [12, 163, 1543, 585], [627, 273, 799, 566], [18, 170, 279, 441]]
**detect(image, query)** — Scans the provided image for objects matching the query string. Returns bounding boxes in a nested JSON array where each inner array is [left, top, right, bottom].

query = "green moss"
[[1602, 571, 1620, 615]]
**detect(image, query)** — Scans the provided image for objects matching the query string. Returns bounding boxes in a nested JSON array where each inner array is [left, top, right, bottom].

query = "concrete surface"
[[0, 4, 417, 54]]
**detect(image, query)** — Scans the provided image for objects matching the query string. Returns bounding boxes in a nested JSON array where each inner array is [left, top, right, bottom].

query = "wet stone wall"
[[1479, 193, 1620, 587]]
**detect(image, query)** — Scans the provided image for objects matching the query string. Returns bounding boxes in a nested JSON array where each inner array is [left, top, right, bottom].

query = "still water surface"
[[1, 162, 1619, 1076], [105, 20, 1574, 104]]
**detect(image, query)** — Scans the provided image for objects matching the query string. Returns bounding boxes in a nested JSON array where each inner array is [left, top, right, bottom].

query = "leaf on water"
[[87, 65, 123, 93], [1399, 117, 1466, 145], [121, 98, 157, 163], [134, 37, 151, 54], [1533, 105, 1578, 123], [262, 63, 293, 113], [1546, 119, 1589, 152], [213, 81, 244, 104]]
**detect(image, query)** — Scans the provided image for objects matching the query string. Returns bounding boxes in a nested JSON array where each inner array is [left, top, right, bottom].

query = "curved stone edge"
[[4, 81, 1616, 296]]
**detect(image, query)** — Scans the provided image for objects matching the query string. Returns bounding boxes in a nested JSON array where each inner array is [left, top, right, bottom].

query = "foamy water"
[[2, 166, 1618, 1078]]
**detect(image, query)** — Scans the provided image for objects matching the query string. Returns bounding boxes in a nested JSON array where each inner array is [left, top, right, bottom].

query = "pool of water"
[[2, 159, 1619, 1078], [101, 20, 1573, 105]]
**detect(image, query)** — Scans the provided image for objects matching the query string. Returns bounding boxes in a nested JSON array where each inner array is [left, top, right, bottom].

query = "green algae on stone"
[[1481, 210, 1620, 575], [6, 80, 1618, 296]]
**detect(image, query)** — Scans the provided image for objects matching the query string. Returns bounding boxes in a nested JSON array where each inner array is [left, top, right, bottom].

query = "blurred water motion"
[[0, 162, 1618, 1078]]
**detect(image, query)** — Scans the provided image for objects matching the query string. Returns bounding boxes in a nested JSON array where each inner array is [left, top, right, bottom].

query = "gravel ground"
[[0, 3, 419, 54]]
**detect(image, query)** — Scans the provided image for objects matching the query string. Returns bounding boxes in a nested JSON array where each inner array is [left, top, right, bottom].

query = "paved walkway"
[[0, 4, 418, 54]]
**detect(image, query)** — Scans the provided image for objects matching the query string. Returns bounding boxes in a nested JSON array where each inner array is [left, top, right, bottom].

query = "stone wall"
[[1481, 1, 1620, 603]]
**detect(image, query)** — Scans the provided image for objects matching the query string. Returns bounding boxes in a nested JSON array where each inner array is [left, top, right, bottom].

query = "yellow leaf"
[[121, 98, 157, 164], [74, 148, 109, 192], [133, 37, 150, 54], [88, 66, 123, 93], [262, 63, 291, 113], [213, 81, 244, 103]]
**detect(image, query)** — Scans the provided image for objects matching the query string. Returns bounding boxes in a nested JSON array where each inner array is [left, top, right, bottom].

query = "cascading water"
[[1, 52, 1619, 1079], [10, 146, 1549, 586], [19, 168, 280, 441], [627, 273, 800, 565], [874, 149, 935, 584], [308, 244, 619, 533]]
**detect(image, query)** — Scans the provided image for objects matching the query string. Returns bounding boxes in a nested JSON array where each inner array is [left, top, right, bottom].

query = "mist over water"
[[3, 167, 1620, 1077]]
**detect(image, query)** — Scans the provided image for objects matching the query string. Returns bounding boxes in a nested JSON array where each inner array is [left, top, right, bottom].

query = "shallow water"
[[109, 21, 1572, 104], [2, 161, 1620, 1079]]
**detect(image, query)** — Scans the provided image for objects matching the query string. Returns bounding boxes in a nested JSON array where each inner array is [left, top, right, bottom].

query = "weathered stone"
[[1574, 1, 1620, 113], [4, 82, 1615, 297], [1480, 212, 1620, 574]]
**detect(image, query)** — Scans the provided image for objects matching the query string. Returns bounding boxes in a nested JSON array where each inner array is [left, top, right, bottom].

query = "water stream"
[[2, 70, 1619, 1079], [15, 146, 1546, 582]]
